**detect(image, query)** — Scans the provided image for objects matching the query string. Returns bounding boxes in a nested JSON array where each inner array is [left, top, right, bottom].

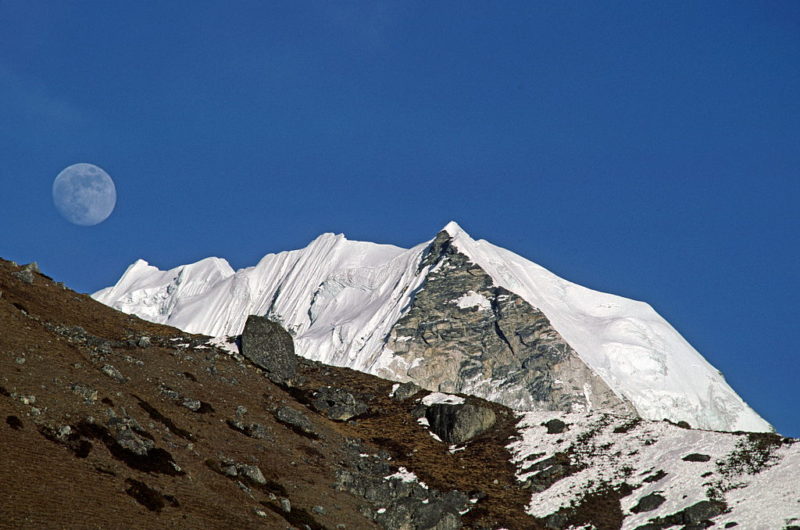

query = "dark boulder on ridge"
[[425, 402, 496, 444], [240, 315, 296, 384]]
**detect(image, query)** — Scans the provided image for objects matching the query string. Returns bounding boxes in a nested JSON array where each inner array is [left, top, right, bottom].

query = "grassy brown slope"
[[0, 258, 542, 529]]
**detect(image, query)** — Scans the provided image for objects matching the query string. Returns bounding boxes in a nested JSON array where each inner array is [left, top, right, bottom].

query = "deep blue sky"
[[1, 2, 798, 436]]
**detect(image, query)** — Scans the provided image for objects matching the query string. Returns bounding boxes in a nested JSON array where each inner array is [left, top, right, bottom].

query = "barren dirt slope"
[[0, 259, 537, 529]]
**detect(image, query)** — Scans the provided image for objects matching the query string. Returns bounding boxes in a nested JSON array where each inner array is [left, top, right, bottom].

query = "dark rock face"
[[392, 381, 422, 401], [335, 439, 469, 530], [425, 402, 496, 444], [682, 453, 711, 462], [631, 492, 666, 513], [382, 230, 634, 415], [311, 386, 368, 421], [240, 316, 296, 384], [636, 499, 727, 529], [643, 470, 667, 483], [519, 453, 575, 493], [681, 500, 727, 524], [544, 418, 568, 434]]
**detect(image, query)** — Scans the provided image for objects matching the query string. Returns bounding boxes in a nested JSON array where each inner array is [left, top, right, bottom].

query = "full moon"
[[52, 163, 117, 226]]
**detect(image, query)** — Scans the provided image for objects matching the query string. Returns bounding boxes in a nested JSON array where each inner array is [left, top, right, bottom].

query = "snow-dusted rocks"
[[507, 411, 799, 528], [94, 222, 771, 433]]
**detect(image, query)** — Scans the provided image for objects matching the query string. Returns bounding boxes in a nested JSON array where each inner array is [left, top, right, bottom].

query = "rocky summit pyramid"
[[94, 222, 771, 433]]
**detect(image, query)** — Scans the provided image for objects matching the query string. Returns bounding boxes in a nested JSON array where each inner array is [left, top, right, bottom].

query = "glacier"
[[93, 222, 771, 433]]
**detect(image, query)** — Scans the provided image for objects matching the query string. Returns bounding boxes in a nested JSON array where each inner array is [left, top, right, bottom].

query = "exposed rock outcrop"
[[383, 230, 634, 416]]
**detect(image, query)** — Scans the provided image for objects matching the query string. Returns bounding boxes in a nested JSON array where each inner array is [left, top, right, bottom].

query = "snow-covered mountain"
[[93, 222, 771, 433]]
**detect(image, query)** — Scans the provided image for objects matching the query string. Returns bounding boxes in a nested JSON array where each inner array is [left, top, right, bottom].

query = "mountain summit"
[[94, 223, 770, 432]]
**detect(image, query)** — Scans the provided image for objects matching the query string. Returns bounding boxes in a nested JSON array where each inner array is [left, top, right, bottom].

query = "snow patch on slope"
[[452, 291, 492, 312], [421, 393, 466, 406], [508, 411, 797, 527]]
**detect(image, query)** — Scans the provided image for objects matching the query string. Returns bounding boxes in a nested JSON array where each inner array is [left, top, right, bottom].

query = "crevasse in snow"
[[93, 222, 771, 433]]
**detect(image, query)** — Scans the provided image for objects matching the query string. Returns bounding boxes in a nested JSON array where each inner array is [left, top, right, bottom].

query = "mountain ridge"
[[2, 256, 798, 529], [94, 222, 771, 433]]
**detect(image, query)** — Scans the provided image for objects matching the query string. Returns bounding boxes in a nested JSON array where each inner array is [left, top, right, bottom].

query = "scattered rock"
[[312, 386, 369, 421], [101, 364, 126, 383], [334, 446, 470, 529], [425, 402, 496, 444], [240, 316, 297, 384], [683, 453, 711, 462], [641, 499, 728, 528], [392, 381, 422, 401], [275, 405, 317, 438], [136, 336, 151, 348], [15, 357, 26, 365], [181, 398, 202, 412], [280, 497, 292, 513], [71, 383, 98, 403], [312, 505, 326, 515], [12, 269, 34, 284], [519, 453, 573, 493], [681, 500, 727, 524], [543, 418, 567, 434], [108, 417, 155, 456], [235, 405, 248, 418], [226, 419, 271, 440], [631, 492, 666, 513], [238, 464, 267, 486], [643, 470, 668, 485], [159, 386, 181, 400]]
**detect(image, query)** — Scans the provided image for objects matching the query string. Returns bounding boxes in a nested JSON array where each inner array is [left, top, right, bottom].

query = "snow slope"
[[507, 410, 799, 528], [93, 222, 771, 432]]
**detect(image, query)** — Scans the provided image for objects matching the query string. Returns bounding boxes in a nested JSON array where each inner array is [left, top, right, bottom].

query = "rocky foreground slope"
[[2, 259, 799, 529]]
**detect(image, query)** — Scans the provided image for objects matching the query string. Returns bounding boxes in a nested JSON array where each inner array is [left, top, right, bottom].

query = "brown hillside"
[[0, 259, 541, 529]]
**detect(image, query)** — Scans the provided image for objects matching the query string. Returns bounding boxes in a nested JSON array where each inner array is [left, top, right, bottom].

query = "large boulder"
[[391, 381, 422, 402], [275, 405, 317, 438], [425, 402, 496, 444], [240, 316, 296, 384]]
